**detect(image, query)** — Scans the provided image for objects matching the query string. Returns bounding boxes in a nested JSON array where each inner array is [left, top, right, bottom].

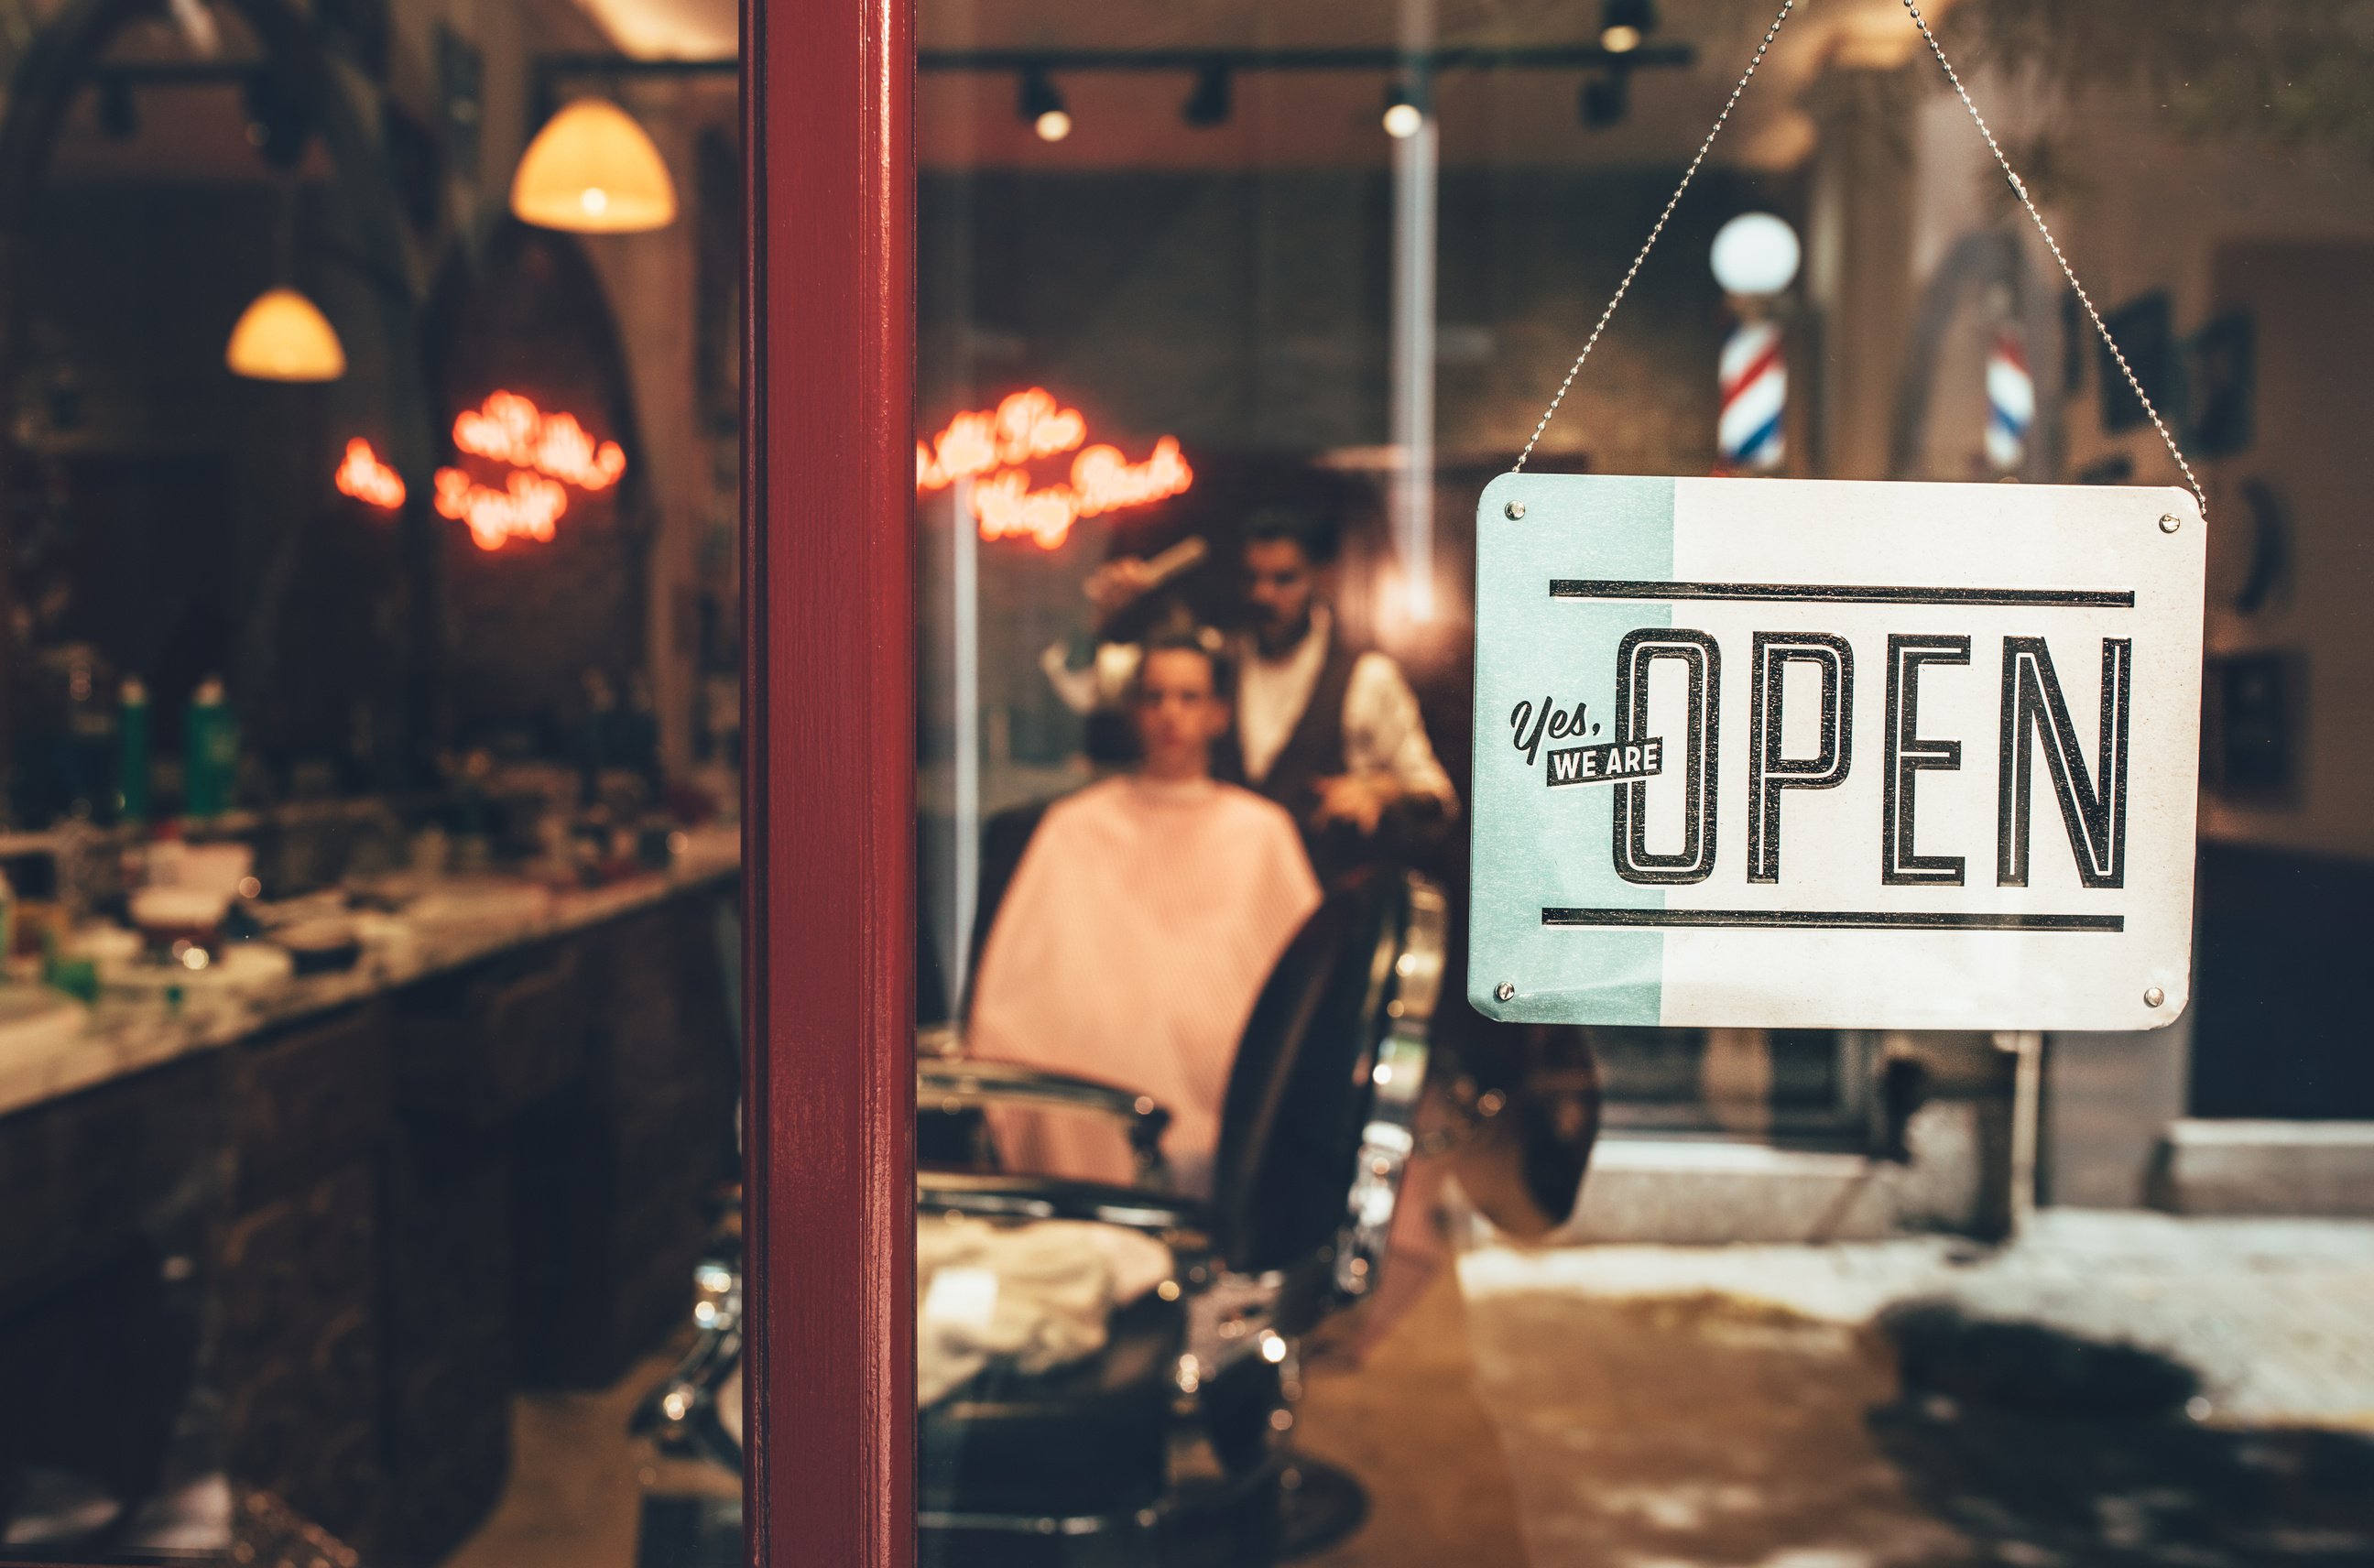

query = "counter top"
[[0, 823, 741, 1122]]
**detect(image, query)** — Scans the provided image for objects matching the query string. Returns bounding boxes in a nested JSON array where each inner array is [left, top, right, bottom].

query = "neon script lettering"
[[334, 439, 405, 510], [434, 468, 568, 551], [915, 388, 1192, 549], [452, 391, 626, 491], [420, 391, 630, 550]]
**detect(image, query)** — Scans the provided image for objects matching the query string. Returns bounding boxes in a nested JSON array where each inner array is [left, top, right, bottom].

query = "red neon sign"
[[335, 438, 405, 509], [435, 468, 568, 550], [916, 388, 1192, 550], [432, 391, 628, 551], [452, 391, 626, 491]]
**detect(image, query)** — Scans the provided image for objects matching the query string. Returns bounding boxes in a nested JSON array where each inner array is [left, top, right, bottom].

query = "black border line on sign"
[[1542, 908, 2124, 931], [1548, 582, 2135, 608]]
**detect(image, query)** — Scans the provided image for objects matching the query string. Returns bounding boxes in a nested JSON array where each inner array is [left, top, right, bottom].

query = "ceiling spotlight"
[[1579, 71, 1629, 130], [98, 75, 137, 140], [1182, 60, 1232, 128], [1019, 67, 1071, 142], [1600, 0, 1655, 54], [1381, 82, 1425, 139], [241, 70, 310, 170]]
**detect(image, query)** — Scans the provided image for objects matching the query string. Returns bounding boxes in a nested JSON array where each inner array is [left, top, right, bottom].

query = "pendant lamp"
[[510, 99, 677, 233], [225, 286, 346, 382]]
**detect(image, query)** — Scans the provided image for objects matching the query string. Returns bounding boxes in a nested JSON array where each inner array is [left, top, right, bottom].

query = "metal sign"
[[1467, 474, 2205, 1033]]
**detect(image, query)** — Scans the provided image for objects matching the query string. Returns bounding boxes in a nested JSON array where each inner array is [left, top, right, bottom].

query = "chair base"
[[635, 1454, 1374, 1567], [637, 1490, 742, 1568], [1278, 1454, 1369, 1561]]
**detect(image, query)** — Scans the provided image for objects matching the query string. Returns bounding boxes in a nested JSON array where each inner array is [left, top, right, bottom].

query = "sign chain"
[[1898, 0, 2207, 521], [1512, 0, 1798, 474], [1512, 0, 2211, 525]]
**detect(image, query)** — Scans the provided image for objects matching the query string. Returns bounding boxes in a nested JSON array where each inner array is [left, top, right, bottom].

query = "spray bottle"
[[183, 677, 236, 820]]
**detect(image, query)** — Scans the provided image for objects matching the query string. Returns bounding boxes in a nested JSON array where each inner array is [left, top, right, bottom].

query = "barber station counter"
[[0, 828, 742, 1563]]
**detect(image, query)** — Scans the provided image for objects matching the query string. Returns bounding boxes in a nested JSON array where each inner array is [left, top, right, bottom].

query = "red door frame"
[[743, 0, 918, 1563]]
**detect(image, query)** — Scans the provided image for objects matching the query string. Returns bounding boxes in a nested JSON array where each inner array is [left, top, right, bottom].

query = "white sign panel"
[[1467, 475, 2205, 1033]]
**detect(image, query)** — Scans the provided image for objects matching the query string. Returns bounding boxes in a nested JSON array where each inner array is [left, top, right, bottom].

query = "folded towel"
[[917, 1216, 1173, 1407]]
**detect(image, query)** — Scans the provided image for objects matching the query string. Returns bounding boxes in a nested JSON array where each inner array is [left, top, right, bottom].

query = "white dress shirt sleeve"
[[1343, 652, 1459, 817]]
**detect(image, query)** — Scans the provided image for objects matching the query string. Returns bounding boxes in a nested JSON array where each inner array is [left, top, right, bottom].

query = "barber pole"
[[1717, 318, 1785, 473], [1986, 328, 2033, 473]]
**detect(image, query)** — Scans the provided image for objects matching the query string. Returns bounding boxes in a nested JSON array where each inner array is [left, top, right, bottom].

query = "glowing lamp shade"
[[1710, 212, 1802, 298], [510, 100, 677, 234], [225, 288, 346, 382]]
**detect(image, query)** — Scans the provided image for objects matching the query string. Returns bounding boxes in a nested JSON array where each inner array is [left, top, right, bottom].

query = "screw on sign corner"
[[1504, 501, 1527, 520], [1495, 982, 1517, 1003]]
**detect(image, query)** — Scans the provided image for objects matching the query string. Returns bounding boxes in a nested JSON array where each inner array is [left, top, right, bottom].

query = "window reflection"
[[0, 0, 738, 1561], [901, 3, 2374, 1566], [3, 0, 2373, 1565]]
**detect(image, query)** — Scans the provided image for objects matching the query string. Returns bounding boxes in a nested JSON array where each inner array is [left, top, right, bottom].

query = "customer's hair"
[[1243, 505, 1340, 568], [1134, 615, 1236, 702]]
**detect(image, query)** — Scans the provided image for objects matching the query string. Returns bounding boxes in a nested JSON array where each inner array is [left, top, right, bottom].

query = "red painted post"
[[742, 0, 916, 1562]]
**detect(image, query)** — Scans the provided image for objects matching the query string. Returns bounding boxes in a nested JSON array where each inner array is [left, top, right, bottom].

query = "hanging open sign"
[[1467, 474, 2206, 1033]]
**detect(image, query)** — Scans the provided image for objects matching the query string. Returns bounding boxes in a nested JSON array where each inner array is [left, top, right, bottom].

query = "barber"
[[1072, 507, 1457, 879]]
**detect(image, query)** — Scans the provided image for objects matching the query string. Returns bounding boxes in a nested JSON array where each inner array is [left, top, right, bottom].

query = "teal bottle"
[[117, 677, 150, 824], [183, 677, 236, 819]]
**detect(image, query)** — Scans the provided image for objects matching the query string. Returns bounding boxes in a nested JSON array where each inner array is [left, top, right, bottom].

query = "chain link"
[[1511, 0, 1798, 473], [1899, 0, 2206, 520]]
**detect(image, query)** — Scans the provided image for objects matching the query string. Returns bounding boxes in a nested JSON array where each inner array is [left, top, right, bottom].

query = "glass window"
[[7, 1, 2374, 1564], [0, 0, 741, 1561], [903, 4, 2374, 1566]]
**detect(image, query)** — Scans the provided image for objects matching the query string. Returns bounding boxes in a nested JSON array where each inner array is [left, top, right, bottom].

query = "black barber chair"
[[635, 866, 1447, 1567]]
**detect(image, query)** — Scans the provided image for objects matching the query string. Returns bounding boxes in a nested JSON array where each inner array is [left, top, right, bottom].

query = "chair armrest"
[[918, 1059, 1173, 1181], [918, 1170, 1209, 1239]]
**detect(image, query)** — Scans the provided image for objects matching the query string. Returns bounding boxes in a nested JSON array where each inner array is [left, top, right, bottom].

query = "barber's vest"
[[1214, 625, 1367, 882]]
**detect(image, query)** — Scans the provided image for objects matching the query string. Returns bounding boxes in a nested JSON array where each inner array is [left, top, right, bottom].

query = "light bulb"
[[1019, 68, 1071, 143], [1383, 101, 1423, 138], [1710, 212, 1802, 297], [1600, 23, 1643, 52]]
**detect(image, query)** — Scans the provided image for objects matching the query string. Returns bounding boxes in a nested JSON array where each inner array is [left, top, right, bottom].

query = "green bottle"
[[117, 677, 150, 824], [183, 676, 236, 819]]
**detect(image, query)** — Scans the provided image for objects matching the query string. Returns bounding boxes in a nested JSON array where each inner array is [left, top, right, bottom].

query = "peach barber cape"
[[968, 777, 1322, 1192]]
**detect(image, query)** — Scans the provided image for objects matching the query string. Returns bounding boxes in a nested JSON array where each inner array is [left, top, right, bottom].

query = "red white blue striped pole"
[[1718, 317, 1785, 473], [1986, 328, 2033, 473]]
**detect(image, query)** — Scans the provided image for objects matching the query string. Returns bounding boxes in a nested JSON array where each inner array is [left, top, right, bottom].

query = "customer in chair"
[[968, 627, 1321, 1196], [1062, 506, 1457, 881]]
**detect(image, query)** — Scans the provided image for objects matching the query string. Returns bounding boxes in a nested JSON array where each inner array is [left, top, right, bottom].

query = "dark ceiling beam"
[[88, 39, 1696, 95], [525, 39, 1693, 87], [913, 42, 1694, 71]]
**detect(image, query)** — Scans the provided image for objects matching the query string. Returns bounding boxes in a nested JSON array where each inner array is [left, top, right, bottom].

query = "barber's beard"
[[1255, 610, 1312, 659]]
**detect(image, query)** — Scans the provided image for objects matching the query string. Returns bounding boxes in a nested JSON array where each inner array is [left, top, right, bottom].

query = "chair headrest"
[[1204, 868, 1433, 1275]]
